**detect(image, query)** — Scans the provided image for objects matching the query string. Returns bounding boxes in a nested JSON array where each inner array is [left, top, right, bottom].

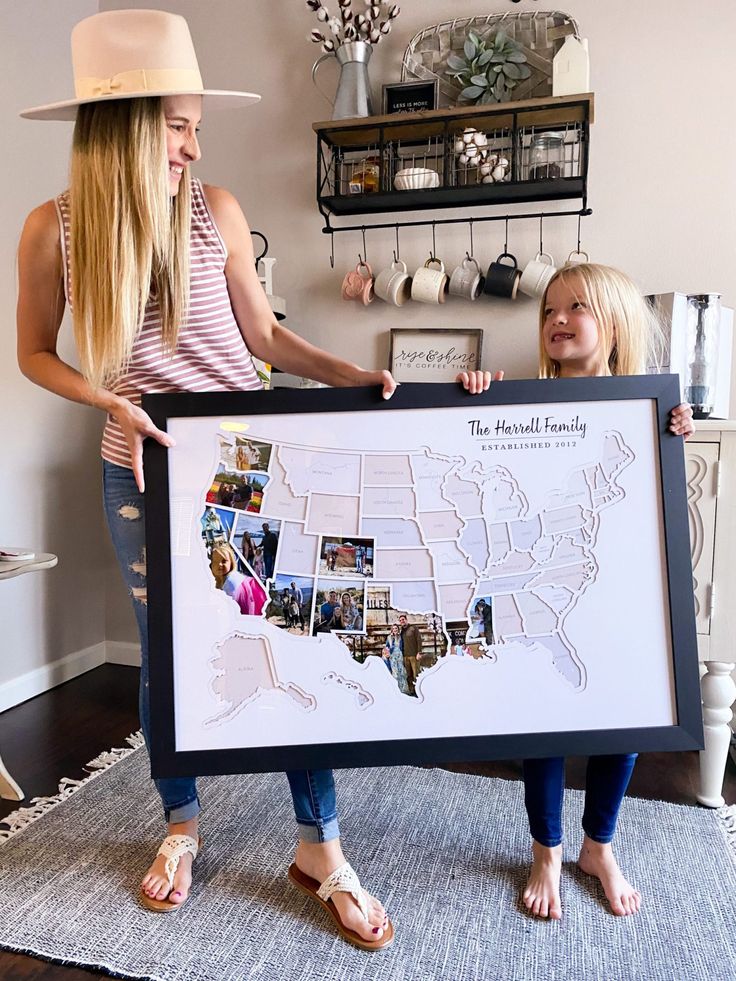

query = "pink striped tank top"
[[56, 178, 262, 469]]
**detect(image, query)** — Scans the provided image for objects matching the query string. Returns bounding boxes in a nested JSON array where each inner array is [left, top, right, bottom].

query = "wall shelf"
[[313, 93, 594, 232]]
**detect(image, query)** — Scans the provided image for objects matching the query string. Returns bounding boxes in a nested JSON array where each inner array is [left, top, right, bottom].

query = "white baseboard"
[[105, 641, 141, 667], [0, 642, 107, 714]]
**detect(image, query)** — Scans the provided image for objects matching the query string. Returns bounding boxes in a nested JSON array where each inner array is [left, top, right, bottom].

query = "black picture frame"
[[144, 376, 702, 778], [382, 79, 439, 114]]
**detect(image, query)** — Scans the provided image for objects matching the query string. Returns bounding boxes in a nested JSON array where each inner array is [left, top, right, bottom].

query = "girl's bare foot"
[[295, 839, 388, 943], [141, 817, 199, 905], [523, 840, 562, 919], [578, 836, 641, 916]]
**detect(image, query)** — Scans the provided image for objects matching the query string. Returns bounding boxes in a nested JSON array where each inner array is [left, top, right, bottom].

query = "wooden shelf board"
[[313, 93, 594, 148]]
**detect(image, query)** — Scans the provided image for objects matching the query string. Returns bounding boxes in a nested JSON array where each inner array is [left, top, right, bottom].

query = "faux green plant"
[[446, 29, 531, 104]]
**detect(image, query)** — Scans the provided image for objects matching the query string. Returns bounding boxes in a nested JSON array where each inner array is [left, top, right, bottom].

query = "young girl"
[[253, 544, 265, 581], [464, 262, 693, 921], [209, 543, 267, 616]]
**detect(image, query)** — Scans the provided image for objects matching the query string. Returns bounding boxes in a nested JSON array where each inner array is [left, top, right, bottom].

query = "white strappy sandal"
[[288, 861, 394, 950], [140, 834, 202, 912]]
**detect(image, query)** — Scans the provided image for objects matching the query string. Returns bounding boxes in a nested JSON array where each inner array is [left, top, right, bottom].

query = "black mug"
[[483, 252, 521, 300]]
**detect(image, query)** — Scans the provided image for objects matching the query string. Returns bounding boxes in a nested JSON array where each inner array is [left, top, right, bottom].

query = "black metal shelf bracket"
[[320, 205, 592, 235]]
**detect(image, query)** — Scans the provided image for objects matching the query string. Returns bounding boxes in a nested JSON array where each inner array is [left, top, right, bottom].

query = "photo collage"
[[201, 426, 497, 679]]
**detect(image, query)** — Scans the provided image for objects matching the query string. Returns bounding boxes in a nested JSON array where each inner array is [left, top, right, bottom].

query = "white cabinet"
[[686, 422, 736, 806]]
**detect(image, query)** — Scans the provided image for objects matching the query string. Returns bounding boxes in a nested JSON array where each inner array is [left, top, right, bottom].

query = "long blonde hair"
[[69, 97, 190, 388], [210, 543, 237, 588], [538, 263, 663, 379]]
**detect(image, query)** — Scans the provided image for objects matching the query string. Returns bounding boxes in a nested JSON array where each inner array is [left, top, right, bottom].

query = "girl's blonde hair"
[[69, 97, 190, 389], [538, 263, 663, 378], [210, 543, 237, 587]]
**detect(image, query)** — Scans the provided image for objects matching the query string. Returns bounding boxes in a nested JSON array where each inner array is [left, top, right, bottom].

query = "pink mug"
[[341, 262, 374, 305]]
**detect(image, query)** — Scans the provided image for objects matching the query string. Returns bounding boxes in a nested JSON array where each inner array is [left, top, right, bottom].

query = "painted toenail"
[[372, 927, 380, 934]]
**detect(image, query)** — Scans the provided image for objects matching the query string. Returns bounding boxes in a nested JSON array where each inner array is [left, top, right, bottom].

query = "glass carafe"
[[684, 293, 721, 419]]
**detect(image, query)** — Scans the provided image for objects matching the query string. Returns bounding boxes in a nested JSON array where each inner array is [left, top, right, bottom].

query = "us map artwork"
[[198, 418, 635, 729]]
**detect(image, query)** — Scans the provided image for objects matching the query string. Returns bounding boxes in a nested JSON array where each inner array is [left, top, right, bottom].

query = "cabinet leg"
[[698, 661, 736, 808], [0, 753, 24, 802]]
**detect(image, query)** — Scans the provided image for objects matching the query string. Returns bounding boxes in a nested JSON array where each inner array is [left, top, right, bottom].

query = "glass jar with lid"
[[349, 155, 380, 194], [527, 131, 564, 180]]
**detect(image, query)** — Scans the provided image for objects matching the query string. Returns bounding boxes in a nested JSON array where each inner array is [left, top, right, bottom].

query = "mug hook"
[[504, 216, 509, 255], [429, 221, 437, 262], [467, 219, 474, 260], [329, 231, 335, 270], [358, 225, 368, 266], [577, 213, 583, 255], [539, 216, 544, 256], [393, 224, 400, 263], [250, 230, 268, 268]]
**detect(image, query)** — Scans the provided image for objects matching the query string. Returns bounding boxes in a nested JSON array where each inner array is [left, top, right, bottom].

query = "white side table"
[[685, 424, 736, 807], [0, 552, 58, 800]]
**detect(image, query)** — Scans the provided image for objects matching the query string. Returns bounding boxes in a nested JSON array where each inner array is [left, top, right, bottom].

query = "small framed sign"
[[388, 328, 483, 383], [382, 80, 438, 115]]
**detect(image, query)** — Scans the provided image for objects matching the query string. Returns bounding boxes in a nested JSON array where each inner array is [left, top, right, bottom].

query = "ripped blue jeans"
[[102, 460, 339, 840]]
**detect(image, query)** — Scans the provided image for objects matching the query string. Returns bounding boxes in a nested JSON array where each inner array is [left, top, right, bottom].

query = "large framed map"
[[144, 376, 702, 778]]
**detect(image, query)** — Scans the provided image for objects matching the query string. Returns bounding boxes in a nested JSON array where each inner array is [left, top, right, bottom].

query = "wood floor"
[[0, 664, 734, 980]]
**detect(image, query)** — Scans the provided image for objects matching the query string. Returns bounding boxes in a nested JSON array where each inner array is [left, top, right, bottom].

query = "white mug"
[[448, 256, 483, 301], [374, 259, 412, 306], [411, 258, 448, 305], [519, 252, 557, 298]]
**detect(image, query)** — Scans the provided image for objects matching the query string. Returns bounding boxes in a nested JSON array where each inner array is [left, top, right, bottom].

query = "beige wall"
[[0, 0, 106, 700], [3, 0, 735, 689]]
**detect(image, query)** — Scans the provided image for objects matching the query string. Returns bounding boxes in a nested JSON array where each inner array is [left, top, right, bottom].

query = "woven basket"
[[401, 10, 581, 106]]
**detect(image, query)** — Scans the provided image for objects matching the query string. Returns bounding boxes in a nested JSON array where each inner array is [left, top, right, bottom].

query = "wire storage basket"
[[401, 10, 580, 107], [518, 122, 584, 181]]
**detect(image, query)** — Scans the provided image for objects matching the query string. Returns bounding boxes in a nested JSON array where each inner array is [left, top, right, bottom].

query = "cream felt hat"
[[20, 8, 260, 121]]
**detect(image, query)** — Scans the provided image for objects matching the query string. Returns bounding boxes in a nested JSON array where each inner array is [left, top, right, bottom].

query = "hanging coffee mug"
[[411, 257, 448, 305], [374, 260, 412, 306], [449, 256, 483, 301], [519, 252, 558, 299], [483, 253, 521, 300], [566, 250, 590, 266], [341, 261, 374, 305]]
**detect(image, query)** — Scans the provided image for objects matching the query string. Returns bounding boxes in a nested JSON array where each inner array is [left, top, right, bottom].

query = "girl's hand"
[[456, 370, 504, 394], [669, 402, 695, 440], [111, 398, 175, 492]]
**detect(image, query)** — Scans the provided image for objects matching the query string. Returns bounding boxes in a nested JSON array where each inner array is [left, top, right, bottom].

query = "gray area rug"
[[0, 742, 735, 981]]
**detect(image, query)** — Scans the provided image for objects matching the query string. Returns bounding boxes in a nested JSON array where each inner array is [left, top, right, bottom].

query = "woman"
[[382, 623, 410, 695], [16, 9, 394, 949], [240, 530, 257, 568], [340, 592, 363, 632]]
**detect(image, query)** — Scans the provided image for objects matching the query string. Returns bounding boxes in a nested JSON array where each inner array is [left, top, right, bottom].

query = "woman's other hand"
[[112, 398, 175, 492], [456, 369, 504, 394], [669, 402, 695, 440]]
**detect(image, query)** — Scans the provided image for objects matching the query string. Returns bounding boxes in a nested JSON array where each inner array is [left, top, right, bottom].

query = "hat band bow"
[[76, 67, 204, 100]]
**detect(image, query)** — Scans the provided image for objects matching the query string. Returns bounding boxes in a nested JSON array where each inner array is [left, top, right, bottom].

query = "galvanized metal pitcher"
[[312, 40, 374, 120]]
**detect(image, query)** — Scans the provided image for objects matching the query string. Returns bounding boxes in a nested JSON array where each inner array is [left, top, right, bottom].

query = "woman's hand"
[[669, 402, 695, 440], [353, 368, 397, 400], [456, 370, 504, 394], [111, 398, 175, 492]]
